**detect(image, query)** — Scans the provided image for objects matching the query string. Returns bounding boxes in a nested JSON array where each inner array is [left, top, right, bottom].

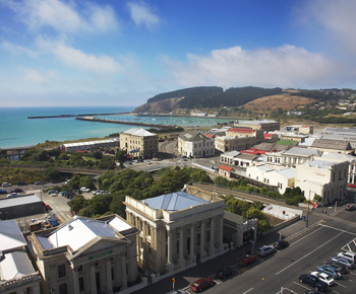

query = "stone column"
[[179, 226, 184, 265], [218, 215, 224, 251], [106, 259, 113, 294], [190, 224, 195, 261], [200, 221, 206, 259], [90, 264, 97, 294], [72, 268, 79, 294], [209, 217, 215, 255], [121, 254, 127, 290], [167, 228, 173, 264]]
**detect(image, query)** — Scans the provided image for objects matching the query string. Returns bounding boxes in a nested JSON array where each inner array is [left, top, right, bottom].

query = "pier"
[[75, 117, 172, 129], [28, 112, 131, 119]]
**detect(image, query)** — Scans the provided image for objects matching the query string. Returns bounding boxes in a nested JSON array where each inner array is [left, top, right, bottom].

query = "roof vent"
[[68, 224, 73, 231]]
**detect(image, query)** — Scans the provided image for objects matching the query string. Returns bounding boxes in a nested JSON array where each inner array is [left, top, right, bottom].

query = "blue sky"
[[1, 0, 356, 107]]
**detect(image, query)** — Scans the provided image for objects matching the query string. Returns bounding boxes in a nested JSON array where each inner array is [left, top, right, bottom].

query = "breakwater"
[[75, 117, 171, 129], [28, 112, 131, 119]]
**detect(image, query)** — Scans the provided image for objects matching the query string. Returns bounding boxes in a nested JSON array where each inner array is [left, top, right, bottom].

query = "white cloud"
[[301, 0, 356, 55], [37, 38, 123, 74], [0, 0, 119, 34], [1, 40, 39, 57], [127, 1, 160, 30], [167, 45, 337, 89], [20, 68, 49, 83]]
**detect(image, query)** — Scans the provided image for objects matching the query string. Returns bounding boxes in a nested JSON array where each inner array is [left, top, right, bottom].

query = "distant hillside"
[[243, 94, 317, 112], [134, 86, 283, 113]]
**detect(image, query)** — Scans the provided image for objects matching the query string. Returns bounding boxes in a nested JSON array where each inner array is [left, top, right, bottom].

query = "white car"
[[257, 245, 275, 257], [337, 251, 356, 263], [49, 192, 58, 197], [311, 271, 335, 286], [80, 187, 90, 192], [2, 182, 12, 187]]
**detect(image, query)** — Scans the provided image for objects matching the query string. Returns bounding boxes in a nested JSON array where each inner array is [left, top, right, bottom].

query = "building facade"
[[295, 160, 349, 205], [124, 191, 226, 276], [28, 215, 139, 294], [234, 120, 280, 132], [120, 128, 158, 159], [178, 131, 215, 158]]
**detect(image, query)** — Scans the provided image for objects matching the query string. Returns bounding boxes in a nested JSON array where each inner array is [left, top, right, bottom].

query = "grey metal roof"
[[0, 251, 36, 280], [223, 150, 240, 157], [142, 191, 208, 212], [299, 160, 336, 169], [275, 168, 295, 179], [122, 128, 156, 137], [178, 131, 214, 143], [0, 220, 27, 252], [0, 194, 41, 209], [311, 139, 352, 151], [283, 147, 321, 156]]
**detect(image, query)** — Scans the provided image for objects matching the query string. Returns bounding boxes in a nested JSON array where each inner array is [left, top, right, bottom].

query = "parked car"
[[80, 187, 90, 192], [171, 290, 188, 294], [337, 251, 356, 263], [274, 240, 289, 250], [239, 254, 257, 266], [317, 265, 342, 279], [44, 204, 52, 210], [304, 291, 324, 294], [324, 262, 348, 274], [35, 181, 46, 185], [345, 204, 356, 211], [310, 271, 335, 286], [146, 160, 152, 164], [10, 188, 23, 193], [257, 245, 275, 257], [298, 274, 328, 292], [216, 267, 235, 280], [0, 188, 7, 194], [190, 278, 214, 292], [17, 181, 27, 186], [49, 192, 58, 197], [331, 256, 355, 269], [1, 182, 11, 187], [47, 190, 58, 195], [7, 193, 18, 198]]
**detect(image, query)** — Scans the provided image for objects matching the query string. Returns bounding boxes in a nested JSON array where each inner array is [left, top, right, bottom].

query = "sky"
[[1, 0, 356, 107]]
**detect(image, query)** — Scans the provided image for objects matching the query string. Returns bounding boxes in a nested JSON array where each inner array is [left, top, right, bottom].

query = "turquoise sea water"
[[0, 107, 230, 149]]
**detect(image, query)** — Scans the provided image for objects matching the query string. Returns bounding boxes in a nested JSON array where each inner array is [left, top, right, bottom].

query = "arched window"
[[59, 283, 68, 294]]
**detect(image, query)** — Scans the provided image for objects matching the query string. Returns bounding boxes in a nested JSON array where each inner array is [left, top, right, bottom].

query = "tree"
[[79, 176, 95, 190], [91, 194, 113, 215], [44, 167, 61, 181], [92, 151, 102, 159], [116, 150, 127, 163], [69, 195, 87, 213]]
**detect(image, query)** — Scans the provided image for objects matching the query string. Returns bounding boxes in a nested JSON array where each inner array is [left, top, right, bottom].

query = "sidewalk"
[[133, 215, 321, 294]]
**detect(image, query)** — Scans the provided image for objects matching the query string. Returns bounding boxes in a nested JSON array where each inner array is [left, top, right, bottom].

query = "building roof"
[[0, 194, 41, 209], [61, 138, 118, 148], [227, 127, 255, 134], [219, 165, 234, 172], [45, 216, 133, 251], [311, 139, 352, 151], [299, 160, 336, 169], [222, 150, 240, 157], [142, 191, 208, 212], [275, 168, 295, 179], [223, 210, 244, 225], [0, 220, 27, 252], [283, 147, 321, 157], [236, 120, 278, 125], [0, 251, 37, 281], [179, 131, 213, 142], [122, 128, 156, 137], [240, 148, 267, 155], [321, 152, 355, 162]]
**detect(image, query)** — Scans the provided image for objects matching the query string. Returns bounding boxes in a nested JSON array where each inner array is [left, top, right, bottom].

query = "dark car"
[[274, 240, 289, 249], [17, 181, 27, 186], [190, 278, 214, 292], [10, 188, 24, 193], [239, 254, 257, 266], [299, 274, 328, 292], [216, 267, 235, 280], [345, 204, 356, 211], [304, 291, 324, 294], [35, 181, 46, 185]]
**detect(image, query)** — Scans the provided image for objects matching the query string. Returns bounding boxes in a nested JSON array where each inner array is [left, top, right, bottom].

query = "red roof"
[[264, 133, 273, 140], [240, 148, 267, 155], [219, 165, 234, 172], [227, 127, 255, 134], [204, 134, 214, 138]]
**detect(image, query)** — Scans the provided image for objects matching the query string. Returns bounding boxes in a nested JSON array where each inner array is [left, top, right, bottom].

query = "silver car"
[[257, 245, 275, 257], [332, 256, 355, 269]]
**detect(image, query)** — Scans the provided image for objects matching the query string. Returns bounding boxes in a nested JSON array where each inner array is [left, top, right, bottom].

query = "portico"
[[125, 191, 226, 275]]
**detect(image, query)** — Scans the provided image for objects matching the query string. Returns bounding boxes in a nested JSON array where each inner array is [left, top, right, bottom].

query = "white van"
[[337, 251, 356, 263]]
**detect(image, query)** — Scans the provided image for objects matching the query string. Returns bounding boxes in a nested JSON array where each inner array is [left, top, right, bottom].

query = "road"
[[135, 205, 356, 294]]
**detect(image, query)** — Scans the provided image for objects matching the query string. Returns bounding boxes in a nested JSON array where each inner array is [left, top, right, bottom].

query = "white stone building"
[[124, 191, 226, 277], [0, 220, 41, 294], [178, 131, 215, 158], [295, 160, 349, 205], [28, 215, 140, 294]]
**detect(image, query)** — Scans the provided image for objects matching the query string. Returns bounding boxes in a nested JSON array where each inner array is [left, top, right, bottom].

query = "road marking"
[[335, 281, 347, 288], [292, 281, 309, 290], [318, 224, 356, 235], [289, 226, 324, 246], [242, 288, 254, 294], [276, 232, 344, 275]]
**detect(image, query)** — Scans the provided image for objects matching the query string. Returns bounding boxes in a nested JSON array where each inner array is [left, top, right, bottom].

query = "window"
[[59, 283, 68, 294], [94, 261, 99, 267], [147, 226, 151, 236], [78, 265, 83, 272], [79, 278, 84, 292], [58, 264, 66, 278], [25, 288, 33, 294], [111, 267, 114, 280]]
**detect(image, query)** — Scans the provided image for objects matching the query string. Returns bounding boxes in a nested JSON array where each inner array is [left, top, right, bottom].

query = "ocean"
[[0, 107, 230, 149]]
